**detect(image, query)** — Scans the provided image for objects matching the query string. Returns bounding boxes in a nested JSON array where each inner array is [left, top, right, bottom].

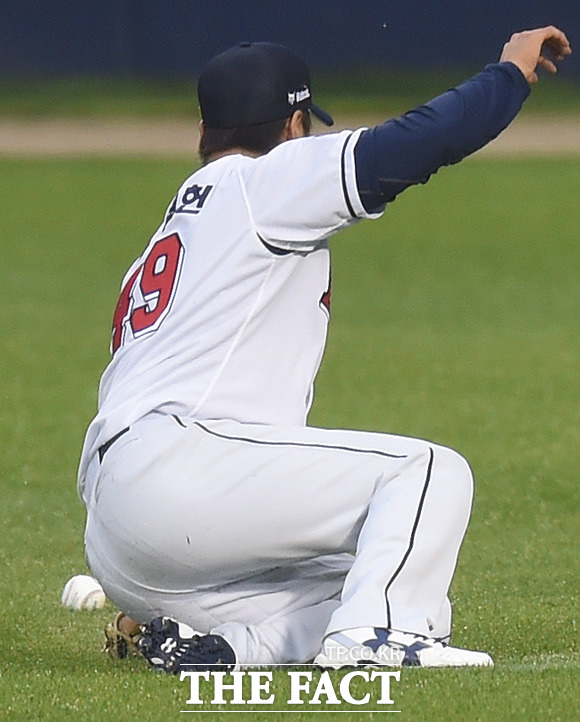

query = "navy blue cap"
[[198, 42, 334, 129]]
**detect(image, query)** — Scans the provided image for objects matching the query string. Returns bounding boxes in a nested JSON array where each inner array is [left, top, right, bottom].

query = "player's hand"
[[500, 26, 572, 84]]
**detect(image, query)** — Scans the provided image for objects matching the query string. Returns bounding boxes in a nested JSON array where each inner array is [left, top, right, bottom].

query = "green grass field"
[[0, 152, 578, 720], [1, 69, 579, 118]]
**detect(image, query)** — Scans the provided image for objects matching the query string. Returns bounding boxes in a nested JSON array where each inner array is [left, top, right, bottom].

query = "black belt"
[[98, 427, 130, 462]]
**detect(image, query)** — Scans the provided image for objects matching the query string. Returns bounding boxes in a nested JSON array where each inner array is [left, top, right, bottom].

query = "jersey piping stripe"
[[340, 132, 357, 219], [259, 235, 293, 256], [383, 447, 434, 628], [97, 426, 131, 462], [192, 420, 408, 459]]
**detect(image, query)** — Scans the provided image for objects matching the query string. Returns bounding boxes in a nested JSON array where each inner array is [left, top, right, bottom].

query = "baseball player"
[[78, 27, 570, 671]]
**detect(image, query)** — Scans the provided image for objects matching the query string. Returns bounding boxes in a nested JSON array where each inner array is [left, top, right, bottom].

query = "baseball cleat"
[[314, 627, 494, 668], [138, 616, 237, 674]]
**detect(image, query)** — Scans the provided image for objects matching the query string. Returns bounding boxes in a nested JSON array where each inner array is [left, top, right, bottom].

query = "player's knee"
[[433, 445, 474, 500]]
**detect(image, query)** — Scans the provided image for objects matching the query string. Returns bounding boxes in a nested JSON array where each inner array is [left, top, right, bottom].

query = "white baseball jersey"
[[78, 129, 381, 497]]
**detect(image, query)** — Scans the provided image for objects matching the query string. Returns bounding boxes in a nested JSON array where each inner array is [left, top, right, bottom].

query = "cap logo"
[[288, 86, 311, 105]]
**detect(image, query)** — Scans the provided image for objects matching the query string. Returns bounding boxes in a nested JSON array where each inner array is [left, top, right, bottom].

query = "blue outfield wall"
[[1, 1, 578, 78]]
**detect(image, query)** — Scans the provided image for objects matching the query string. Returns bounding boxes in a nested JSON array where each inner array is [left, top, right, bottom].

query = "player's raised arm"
[[354, 26, 572, 214]]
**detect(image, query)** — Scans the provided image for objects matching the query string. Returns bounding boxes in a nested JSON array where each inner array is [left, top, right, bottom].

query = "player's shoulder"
[[237, 129, 364, 180], [181, 129, 361, 181], [263, 129, 357, 161], [170, 129, 364, 203]]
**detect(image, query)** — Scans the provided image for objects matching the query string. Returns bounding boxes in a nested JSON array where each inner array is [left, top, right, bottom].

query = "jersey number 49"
[[111, 233, 184, 355]]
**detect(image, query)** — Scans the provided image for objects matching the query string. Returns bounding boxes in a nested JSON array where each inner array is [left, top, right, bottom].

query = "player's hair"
[[199, 111, 311, 164]]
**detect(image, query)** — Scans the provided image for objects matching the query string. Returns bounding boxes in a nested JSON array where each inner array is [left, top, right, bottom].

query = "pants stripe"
[[192, 420, 409, 460], [384, 446, 435, 628]]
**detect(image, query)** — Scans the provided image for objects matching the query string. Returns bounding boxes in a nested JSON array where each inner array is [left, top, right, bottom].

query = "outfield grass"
[[1, 68, 579, 119], [0, 155, 578, 720]]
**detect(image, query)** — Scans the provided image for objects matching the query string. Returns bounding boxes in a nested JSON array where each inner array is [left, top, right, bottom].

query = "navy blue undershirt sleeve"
[[353, 62, 531, 214]]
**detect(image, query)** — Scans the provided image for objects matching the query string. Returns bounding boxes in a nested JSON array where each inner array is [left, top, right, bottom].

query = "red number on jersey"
[[111, 265, 141, 354], [131, 234, 183, 335], [111, 233, 184, 354]]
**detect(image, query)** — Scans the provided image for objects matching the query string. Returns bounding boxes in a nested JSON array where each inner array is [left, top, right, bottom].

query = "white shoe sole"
[[314, 631, 494, 669]]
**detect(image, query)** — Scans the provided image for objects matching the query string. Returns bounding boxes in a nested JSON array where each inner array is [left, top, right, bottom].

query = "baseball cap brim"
[[311, 103, 334, 127]]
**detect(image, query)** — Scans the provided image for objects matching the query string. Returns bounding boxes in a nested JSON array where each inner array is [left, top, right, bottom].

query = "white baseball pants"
[[84, 411, 473, 665]]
